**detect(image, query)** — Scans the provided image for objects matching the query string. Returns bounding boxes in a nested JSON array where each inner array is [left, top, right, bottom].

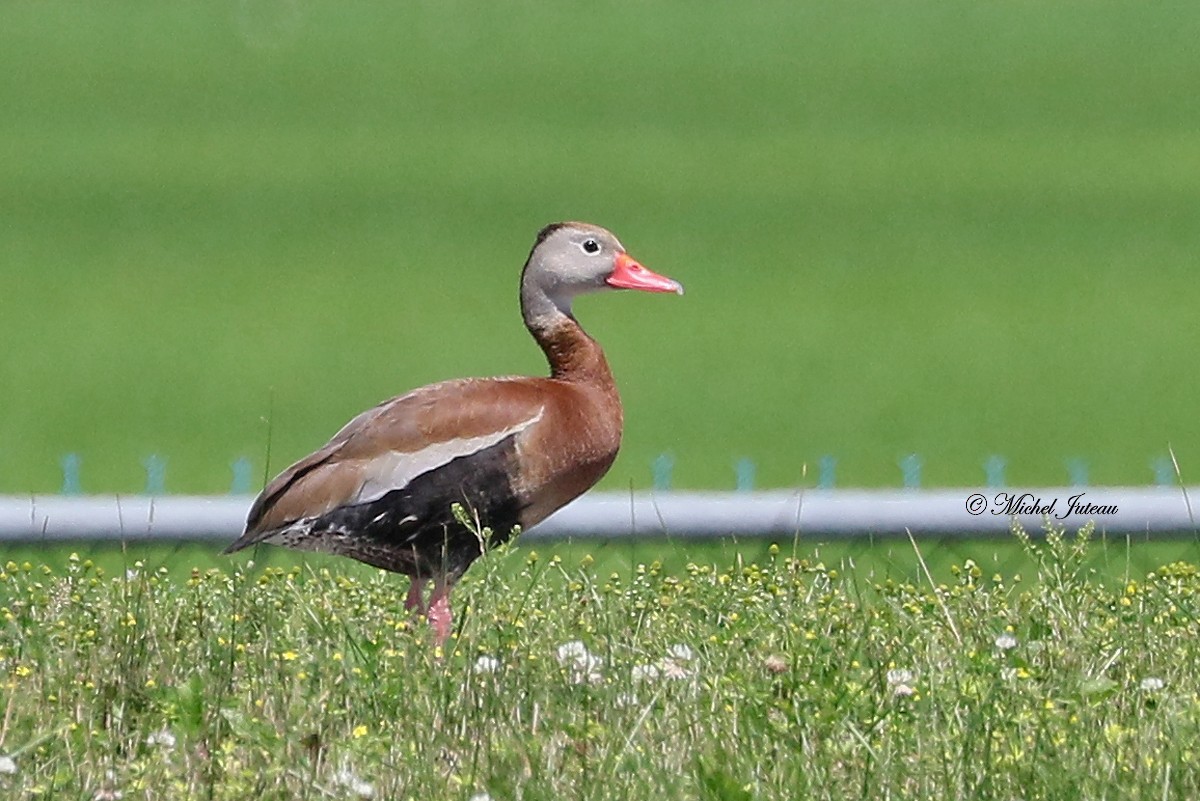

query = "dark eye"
[[581, 238, 600, 255]]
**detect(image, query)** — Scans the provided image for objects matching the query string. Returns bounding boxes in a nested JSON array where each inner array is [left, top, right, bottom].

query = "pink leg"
[[426, 581, 454, 646], [404, 577, 427, 615]]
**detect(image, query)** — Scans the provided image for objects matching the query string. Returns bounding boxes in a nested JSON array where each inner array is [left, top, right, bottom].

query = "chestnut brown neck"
[[529, 316, 616, 386]]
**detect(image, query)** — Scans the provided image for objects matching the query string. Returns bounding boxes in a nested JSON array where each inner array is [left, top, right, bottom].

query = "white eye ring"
[[580, 238, 601, 255]]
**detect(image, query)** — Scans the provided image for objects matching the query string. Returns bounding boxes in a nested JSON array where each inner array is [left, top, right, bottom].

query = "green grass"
[[2, 1, 1200, 494], [6, 530, 1200, 590], [4, 526, 1200, 799]]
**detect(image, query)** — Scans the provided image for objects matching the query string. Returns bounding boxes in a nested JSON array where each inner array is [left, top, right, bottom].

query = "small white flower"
[[885, 668, 916, 697], [145, 728, 176, 749], [667, 643, 695, 662], [1140, 677, 1165, 692], [473, 655, 500, 675], [994, 633, 1018, 651], [763, 654, 788, 674], [660, 643, 699, 680], [556, 641, 602, 684], [468, 794, 494, 801], [556, 641, 589, 664], [333, 766, 375, 799], [631, 663, 660, 683], [94, 778, 124, 801], [661, 658, 694, 680], [571, 658, 604, 685], [0, 755, 16, 775]]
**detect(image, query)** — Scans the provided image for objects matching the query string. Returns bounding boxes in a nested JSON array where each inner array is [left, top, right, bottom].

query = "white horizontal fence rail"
[[0, 487, 1196, 544]]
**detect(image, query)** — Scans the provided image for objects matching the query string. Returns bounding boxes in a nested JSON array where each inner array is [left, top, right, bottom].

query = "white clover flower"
[[571, 656, 604, 685], [0, 755, 16, 775], [661, 643, 699, 680], [667, 644, 695, 662], [994, 633, 1018, 651], [661, 659, 694, 680], [556, 641, 603, 684], [92, 770, 123, 800], [763, 654, 788, 675], [556, 641, 589, 664], [333, 766, 375, 799], [1140, 677, 1165, 692], [885, 668, 916, 697], [631, 663, 660, 683], [145, 728, 176, 750], [473, 655, 501, 675]]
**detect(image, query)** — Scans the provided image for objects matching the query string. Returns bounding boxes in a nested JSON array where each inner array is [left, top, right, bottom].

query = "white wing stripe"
[[353, 409, 543, 504]]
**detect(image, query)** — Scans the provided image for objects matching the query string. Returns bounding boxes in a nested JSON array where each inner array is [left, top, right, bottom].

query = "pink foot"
[[426, 583, 453, 646]]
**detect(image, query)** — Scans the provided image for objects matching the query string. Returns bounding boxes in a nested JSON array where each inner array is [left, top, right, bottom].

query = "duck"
[[222, 222, 683, 644]]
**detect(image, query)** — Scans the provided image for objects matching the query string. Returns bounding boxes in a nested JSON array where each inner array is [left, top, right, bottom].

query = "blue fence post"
[[61, 453, 82, 495], [734, 458, 755, 492], [984, 455, 1007, 488], [1066, 458, 1089, 487], [899, 454, 922, 489], [143, 454, 166, 495], [652, 453, 674, 491], [1150, 456, 1175, 487], [231, 457, 254, 494], [817, 455, 836, 489]]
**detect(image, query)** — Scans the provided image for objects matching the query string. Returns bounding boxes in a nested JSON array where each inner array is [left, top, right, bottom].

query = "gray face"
[[525, 223, 626, 300]]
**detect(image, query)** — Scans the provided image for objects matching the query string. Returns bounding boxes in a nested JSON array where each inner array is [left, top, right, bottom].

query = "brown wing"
[[224, 378, 550, 552]]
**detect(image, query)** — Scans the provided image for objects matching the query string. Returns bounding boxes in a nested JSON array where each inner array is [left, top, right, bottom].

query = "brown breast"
[[512, 376, 622, 528]]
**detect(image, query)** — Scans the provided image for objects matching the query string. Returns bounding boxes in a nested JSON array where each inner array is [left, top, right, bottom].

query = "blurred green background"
[[2, 0, 1198, 495]]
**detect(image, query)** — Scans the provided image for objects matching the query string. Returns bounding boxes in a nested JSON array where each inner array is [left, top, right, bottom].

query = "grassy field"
[[6, 529, 1200, 591], [2, 1, 1200, 494], [5, 524, 1200, 799]]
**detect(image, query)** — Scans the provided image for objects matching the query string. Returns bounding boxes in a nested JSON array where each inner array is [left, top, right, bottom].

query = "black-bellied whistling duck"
[[223, 222, 682, 643]]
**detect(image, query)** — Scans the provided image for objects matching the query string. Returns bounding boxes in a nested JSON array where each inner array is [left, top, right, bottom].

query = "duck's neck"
[[533, 316, 616, 384], [521, 283, 616, 386]]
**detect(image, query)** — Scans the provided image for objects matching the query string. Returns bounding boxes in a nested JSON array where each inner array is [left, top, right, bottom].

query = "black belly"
[[296, 437, 524, 580]]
